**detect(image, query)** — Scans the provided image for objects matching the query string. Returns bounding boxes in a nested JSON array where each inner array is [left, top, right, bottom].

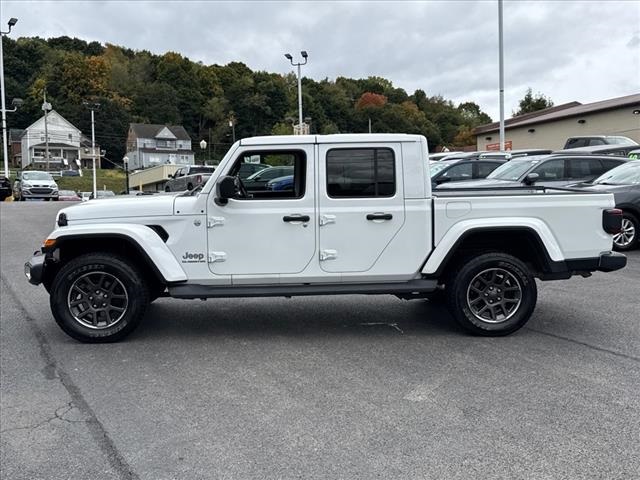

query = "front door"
[[207, 146, 316, 276], [317, 144, 405, 273]]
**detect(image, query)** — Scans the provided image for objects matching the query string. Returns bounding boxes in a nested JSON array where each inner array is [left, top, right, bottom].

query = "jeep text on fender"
[[25, 134, 626, 342]]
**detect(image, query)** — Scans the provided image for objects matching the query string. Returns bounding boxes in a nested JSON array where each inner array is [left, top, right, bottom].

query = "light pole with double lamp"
[[1, 17, 19, 177], [284, 51, 308, 133]]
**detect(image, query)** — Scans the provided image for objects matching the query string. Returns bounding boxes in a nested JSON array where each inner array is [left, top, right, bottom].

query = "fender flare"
[[422, 218, 563, 275], [47, 223, 187, 282]]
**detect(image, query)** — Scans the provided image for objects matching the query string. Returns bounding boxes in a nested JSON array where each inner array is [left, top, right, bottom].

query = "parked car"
[[570, 161, 640, 251], [89, 190, 116, 199], [13, 171, 59, 201], [61, 169, 80, 177], [628, 148, 640, 160], [437, 155, 628, 189], [429, 151, 463, 161], [238, 162, 269, 179], [165, 165, 216, 192], [439, 149, 552, 162], [563, 135, 638, 149], [58, 190, 81, 201], [266, 174, 294, 191], [554, 145, 639, 157], [0, 175, 11, 201], [80, 191, 91, 202], [429, 158, 507, 188], [242, 165, 294, 191]]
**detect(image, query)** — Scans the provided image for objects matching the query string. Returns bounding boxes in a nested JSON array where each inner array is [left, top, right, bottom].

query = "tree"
[[514, 88, 554, 116]]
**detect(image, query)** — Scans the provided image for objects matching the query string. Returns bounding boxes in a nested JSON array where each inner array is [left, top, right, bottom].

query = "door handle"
[[366, 213, 393, 221], [283, 214, 310, 223]]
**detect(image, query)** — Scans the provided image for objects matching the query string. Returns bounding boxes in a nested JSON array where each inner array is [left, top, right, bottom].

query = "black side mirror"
[[215, 175, 236, 205], [523, 172, 540, 185]]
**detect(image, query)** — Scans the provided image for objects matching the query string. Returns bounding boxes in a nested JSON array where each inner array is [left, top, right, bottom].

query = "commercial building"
[[474, 93, 640, 151]]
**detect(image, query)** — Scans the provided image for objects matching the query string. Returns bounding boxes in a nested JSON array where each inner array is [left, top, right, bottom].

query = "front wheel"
[[445, 253, 537, 336], [613, 212, 638, 251], [49, 253, 150, 342]]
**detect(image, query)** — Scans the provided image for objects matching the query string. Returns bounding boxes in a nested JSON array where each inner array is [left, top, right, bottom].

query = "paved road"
[[1, 202, 639, 480]]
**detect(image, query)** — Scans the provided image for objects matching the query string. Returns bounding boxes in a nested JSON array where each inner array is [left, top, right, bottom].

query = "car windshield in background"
[[22, 172, 52, 180], [96, 191, 115, 197], [189, 166, 215, 174], [608, 137, 638, 146], [429, 161, 456, 176], [487, 159, 541, 181], [592, 162, 640, 185]]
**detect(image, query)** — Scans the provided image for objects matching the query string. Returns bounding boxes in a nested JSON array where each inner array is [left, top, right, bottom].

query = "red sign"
[[486, 141, 512, 151]]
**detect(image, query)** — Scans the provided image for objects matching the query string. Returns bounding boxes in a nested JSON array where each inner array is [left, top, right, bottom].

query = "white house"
[[125, 123, 195, 170], [20, 110, 101, 170]]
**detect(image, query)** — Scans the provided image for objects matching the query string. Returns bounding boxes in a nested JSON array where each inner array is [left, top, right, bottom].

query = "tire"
[[49, 253, 150, 343], [612, 212, 638, 251], [165, 186, 171, 192], [445, 252, 537, 336], [187, 183, 193, 191]]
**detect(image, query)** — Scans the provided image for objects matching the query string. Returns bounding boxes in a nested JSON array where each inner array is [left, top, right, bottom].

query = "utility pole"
[[498, 0, 505, 151], [43, 89, 51, 171], [83, 101, 100, 197]]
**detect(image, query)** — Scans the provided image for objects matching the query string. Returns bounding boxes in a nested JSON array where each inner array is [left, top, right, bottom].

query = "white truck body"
[[26, 134, 626, 341]]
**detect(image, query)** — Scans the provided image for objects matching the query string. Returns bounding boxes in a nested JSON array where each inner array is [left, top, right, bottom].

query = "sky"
[[2, 0, 639, 121]]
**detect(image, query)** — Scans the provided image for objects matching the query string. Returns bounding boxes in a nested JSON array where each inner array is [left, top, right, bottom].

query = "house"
[[474, 93, 640, 151], [125, 124, 195, 170], [19, 110, 102, 170]]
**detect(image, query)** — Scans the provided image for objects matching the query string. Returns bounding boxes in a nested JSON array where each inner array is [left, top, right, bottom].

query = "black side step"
[[168, 279, 438, 299]]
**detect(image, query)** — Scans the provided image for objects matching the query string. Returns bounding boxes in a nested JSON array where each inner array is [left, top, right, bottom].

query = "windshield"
[[189, 166, 215, 174], [487, 159, 540, 181], [593, 162, 640, 185], [22, 171, 53, 181], [429, 161, 455, 177], [608, 137, 638, 146]]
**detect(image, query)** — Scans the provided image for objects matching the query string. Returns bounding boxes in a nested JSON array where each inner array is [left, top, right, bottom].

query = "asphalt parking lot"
[[1, 202, 639, 480]]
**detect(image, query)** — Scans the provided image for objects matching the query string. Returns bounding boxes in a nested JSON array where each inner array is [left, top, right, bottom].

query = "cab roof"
[[239, 134, 425, 146]]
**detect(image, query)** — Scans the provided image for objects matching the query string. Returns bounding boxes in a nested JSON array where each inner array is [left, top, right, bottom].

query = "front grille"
[[30, 188, 53, 194]]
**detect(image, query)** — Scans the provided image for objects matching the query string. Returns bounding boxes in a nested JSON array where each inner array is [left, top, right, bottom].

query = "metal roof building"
[[474, 93, 640, 151]]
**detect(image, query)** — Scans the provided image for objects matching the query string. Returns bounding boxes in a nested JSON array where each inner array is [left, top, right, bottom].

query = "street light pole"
[[284, 51, 308, 133], [1, 17, 18, 177], [43, 89, 51, 171], [498, 0, 505, 151]]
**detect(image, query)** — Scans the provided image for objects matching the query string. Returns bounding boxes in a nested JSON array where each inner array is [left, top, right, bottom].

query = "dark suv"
[[563, 135, 637, 149]]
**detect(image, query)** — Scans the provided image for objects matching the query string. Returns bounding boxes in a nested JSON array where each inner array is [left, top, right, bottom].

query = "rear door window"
[[326, 148, 395, 197], [567, 158, 603, 178], [476, 162, 502, 178]]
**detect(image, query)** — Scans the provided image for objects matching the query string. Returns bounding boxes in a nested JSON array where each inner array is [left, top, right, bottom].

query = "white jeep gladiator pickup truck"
[[25, 134, 626, 342]]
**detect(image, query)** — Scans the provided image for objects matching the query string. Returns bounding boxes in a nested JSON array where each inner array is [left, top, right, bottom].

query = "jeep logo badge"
[[181, 252, 205, 263]]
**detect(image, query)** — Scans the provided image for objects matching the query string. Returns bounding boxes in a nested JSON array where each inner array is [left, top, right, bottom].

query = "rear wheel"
[[612, 212, 638, 251], [445, 252, 537, 336], [50, 253, 149, 343]]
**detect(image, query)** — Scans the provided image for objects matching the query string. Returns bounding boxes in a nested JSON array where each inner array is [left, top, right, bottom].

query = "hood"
[[436, 179, 521, 189], [59, 194, 177, 222]]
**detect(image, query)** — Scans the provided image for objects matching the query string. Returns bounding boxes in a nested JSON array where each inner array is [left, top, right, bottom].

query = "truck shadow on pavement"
[[131, 297, 466, 341]]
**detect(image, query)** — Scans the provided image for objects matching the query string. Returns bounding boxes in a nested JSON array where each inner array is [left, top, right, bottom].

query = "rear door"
[[317, 144, 405, 273]]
